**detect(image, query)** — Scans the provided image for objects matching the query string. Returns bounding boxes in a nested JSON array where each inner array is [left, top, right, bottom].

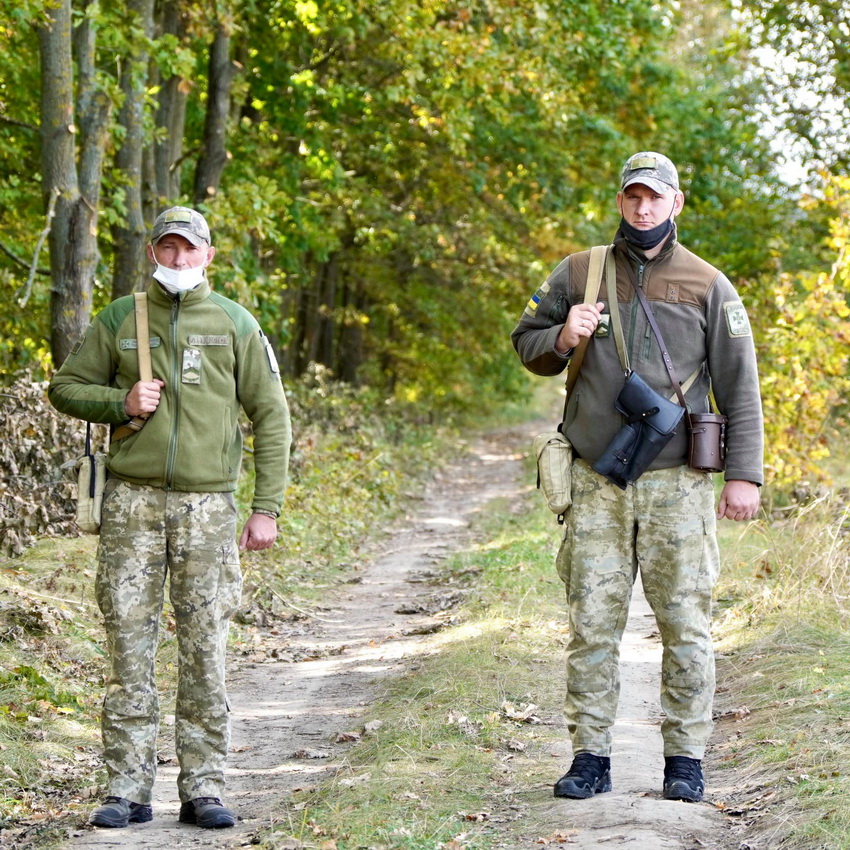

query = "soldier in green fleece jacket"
[[49, 207, 291, 831]]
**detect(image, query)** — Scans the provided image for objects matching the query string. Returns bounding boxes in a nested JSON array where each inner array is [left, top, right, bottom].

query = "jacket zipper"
[[627, 260, 645, 358], [165, 297, 181, 488]]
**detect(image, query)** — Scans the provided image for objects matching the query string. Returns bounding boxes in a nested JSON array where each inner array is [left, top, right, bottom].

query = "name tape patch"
[[120, 337, 162, 350], [188, 334, 229, 346]]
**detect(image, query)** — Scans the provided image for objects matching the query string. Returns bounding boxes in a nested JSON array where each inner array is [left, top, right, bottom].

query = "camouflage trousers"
[[95, 479, 242, 804], [556, 460, 720, 759]]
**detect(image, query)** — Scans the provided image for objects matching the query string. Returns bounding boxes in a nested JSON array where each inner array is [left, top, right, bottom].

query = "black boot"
[[554, 753, 612, 799]]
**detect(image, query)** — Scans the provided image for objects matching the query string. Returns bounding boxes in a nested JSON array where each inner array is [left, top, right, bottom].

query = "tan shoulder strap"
[[134, 292, 153, 382], [112, 292, 152, 443], [564, 245, 608, 402]]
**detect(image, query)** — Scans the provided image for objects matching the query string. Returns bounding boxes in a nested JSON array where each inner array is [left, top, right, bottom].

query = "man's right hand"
[[124, 379, 166, 417], [555, 301, 606, 354]]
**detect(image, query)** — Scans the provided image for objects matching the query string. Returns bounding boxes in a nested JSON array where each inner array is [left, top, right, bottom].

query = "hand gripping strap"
[[112, 292, 153, 442]]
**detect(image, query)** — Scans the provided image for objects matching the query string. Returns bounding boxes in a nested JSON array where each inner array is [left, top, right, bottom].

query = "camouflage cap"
[[620, 152, 679, 194], [150, 206, 211, 246]]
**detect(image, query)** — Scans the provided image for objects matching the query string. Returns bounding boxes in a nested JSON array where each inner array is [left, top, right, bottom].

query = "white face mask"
[[152, 262, 206, 294]]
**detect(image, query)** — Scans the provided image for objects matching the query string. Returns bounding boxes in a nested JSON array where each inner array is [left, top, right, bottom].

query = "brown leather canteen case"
[[687, 412, 727, 473]]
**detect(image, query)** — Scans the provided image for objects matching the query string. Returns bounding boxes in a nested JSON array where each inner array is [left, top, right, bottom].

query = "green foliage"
[[748, 175, 850, 488]]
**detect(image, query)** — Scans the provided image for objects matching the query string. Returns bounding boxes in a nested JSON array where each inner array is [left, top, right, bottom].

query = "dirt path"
[[64, 422, 737, 849]]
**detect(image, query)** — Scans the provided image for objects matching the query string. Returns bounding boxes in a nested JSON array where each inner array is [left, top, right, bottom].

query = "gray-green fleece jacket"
[[48, 278, 292, 515], [511, 230, 764, 485]]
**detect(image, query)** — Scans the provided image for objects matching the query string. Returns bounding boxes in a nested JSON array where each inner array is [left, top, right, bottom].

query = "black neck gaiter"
[[619, 215, 674, 251]]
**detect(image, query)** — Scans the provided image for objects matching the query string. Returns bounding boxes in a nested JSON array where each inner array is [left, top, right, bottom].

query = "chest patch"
[[724, 301, 751, 338], [120, 337, 161, 350], [188, 334, 229, 346]]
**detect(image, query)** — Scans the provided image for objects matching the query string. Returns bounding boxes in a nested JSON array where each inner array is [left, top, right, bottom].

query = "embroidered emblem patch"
[[182, 348, 201, 384], [595, 314, 610, 338], [260, 330, 280, 374], [724, 301, 751, 338]]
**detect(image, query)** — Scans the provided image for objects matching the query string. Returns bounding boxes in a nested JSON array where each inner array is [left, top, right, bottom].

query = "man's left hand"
[[717, 480, 760, 522], [239, 513, 278, 551]]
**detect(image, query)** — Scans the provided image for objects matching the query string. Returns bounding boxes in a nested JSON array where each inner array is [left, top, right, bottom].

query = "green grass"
[[712, 472, 850, 849]]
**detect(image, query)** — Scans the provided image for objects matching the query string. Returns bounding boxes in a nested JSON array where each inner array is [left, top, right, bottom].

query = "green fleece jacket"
[[48, 279, 291, 515], [511, 229, 764, 485]]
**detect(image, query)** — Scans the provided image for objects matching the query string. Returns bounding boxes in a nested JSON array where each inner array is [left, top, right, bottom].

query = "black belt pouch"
[[592, 371, 685, 490]]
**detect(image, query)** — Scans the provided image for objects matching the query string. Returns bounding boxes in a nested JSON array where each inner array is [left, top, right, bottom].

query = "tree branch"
[[0, 242, 50, 275], [0, 115, 38, 132], [16, 187, 60, 307]]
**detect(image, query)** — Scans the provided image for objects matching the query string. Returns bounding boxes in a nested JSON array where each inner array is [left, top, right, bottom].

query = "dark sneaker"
[[179, 796, 236, 829], [89, 796, 153, 828], [553, 753, 612, 799], [663, 756, 704, 802]]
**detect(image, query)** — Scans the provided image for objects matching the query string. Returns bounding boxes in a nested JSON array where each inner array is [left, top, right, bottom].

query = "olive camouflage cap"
[[620, 152, 679, 194], [150, 206, 211, 246]]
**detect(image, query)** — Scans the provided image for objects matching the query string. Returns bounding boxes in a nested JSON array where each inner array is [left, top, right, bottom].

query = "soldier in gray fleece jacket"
[[511, 153, 763, 805]]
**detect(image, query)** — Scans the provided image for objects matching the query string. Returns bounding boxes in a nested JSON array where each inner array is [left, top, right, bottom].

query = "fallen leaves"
[[500, 701, 541, 724]]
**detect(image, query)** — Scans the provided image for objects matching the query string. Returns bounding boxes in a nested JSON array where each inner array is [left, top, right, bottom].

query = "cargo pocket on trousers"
[[567, 674, 613, 694], [217, 541, 243, 621]]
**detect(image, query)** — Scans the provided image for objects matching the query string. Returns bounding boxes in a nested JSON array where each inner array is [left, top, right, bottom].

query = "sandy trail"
[[64, 422, 735, 849]]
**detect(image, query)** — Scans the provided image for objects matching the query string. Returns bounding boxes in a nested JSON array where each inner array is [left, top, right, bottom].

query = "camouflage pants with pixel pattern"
[[556, 460, 720, 759], [95, 480, 242, 804]]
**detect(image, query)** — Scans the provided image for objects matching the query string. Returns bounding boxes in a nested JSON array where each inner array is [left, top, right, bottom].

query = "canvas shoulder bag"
[[535, 245, 609, 523], [61, 422, 108, 534]]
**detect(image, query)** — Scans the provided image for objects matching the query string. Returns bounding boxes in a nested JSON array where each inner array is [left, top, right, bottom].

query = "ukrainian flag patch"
[[524, 281, 550, 316]]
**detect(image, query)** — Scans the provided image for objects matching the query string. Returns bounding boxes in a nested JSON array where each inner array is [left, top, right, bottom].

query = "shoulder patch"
[[524, 281, 551, 317], [724, 301, 751, 338], [70, 327, 92, 356], [260, 330, 280, 374]]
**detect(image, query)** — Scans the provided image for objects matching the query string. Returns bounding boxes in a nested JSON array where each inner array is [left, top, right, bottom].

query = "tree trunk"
[[316, 254, 338, 369], [39, 0, 105, 368], [111, 0, 155, 299], [338, 280, 365, 385], [152, 0, 188, 203], [194, 18, 236, 206]]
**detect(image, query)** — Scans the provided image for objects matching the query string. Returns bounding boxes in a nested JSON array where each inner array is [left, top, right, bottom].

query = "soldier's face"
[[148, 234, 215, 269], [617, 183, 683, 230]]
